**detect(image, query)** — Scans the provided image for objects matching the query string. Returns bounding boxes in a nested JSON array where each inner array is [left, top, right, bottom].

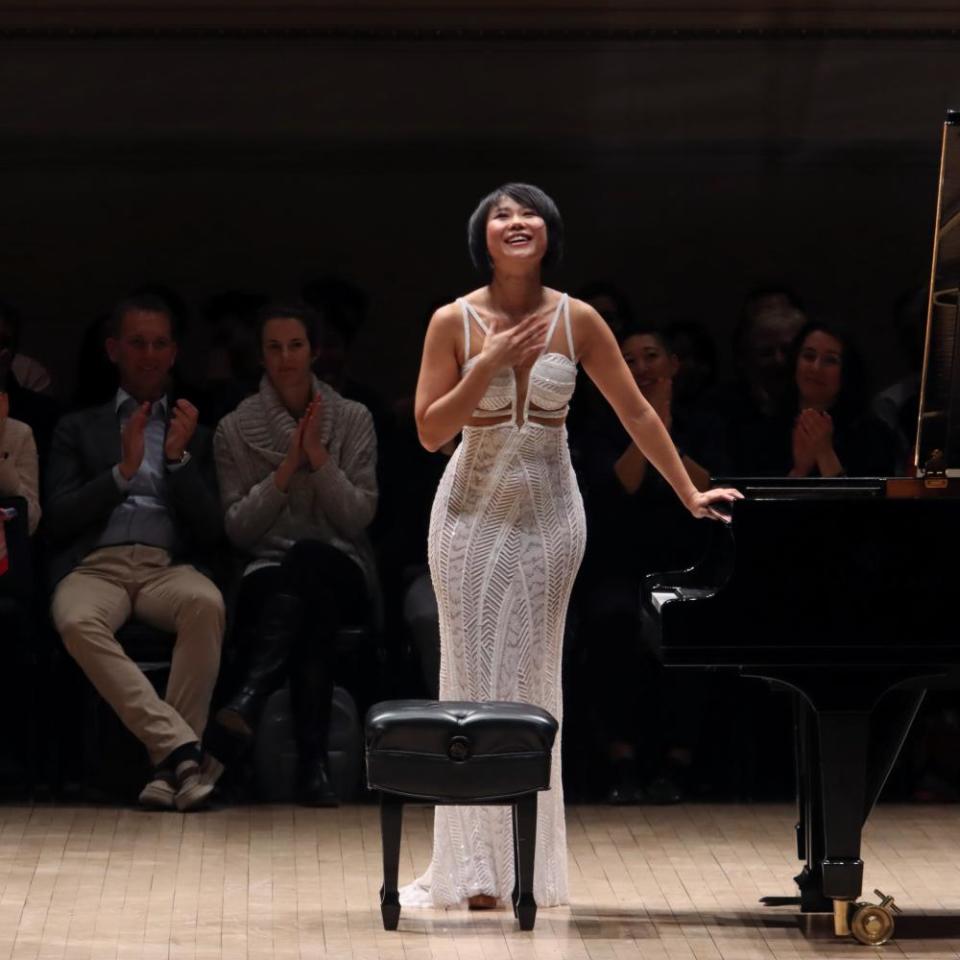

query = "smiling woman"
[[750, 318, 899, 478], [404, 183, 740, 912]]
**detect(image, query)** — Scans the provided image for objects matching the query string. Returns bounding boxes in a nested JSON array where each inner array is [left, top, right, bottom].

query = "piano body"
[[642, 111, 960, 945]]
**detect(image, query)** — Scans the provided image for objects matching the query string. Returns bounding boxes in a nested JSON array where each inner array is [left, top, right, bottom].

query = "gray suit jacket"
[[44, 400, 224, 586]]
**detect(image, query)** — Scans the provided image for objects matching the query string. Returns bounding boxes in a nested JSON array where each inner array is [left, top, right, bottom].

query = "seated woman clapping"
[[213, 301, 378, 805], [761, 319, 896, 478]]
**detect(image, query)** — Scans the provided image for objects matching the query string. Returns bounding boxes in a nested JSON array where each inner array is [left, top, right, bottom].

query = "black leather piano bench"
[[364, 699, 558, 932]]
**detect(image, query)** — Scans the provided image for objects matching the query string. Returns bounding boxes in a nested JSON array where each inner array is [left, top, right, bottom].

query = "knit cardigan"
[[213, 375, 378, 591]]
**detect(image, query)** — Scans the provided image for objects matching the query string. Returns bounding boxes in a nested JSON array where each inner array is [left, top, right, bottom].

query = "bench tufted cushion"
[[365, 699, 558, 802]]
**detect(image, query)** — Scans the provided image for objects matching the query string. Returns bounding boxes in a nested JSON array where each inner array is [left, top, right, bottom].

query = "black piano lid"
[[711, 476, 886, 499]]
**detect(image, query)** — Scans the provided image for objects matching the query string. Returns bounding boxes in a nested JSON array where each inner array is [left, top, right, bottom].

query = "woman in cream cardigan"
[[213, 302, 377, 805], [0, 390, 41, 567]]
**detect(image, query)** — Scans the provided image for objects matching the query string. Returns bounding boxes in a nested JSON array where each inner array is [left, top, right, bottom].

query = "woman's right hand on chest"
[[478, 312, 552, 370]]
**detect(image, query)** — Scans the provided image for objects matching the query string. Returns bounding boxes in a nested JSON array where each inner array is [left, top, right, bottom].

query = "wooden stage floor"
[[0, 802, 957, 959]]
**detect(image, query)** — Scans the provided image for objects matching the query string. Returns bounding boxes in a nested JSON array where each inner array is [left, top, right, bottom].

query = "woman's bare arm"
[[414, 306, 497, 452], [576, 300, 738, 519]]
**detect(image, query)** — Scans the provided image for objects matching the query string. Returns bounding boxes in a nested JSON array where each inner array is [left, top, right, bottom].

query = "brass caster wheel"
[[850, 890, 900, 946]]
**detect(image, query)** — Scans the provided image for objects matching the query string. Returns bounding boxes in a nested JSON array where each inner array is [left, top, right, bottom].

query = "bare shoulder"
[[426, 299, 468, 337], [565, 295, 611, 356], [421, 299, 471, 367]]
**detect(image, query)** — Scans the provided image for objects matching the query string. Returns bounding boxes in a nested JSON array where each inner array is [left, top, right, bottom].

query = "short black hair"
[[108, 291, 178, 340], [467, 183, 563, 276], [617, 323, 674, 354], [255, 301, 322, 351]]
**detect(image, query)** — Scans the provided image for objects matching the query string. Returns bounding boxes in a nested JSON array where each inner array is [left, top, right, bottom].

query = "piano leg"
[[816, 708, 870, 913], [793, 694, 806, 862], [794, 697, 831, 913]]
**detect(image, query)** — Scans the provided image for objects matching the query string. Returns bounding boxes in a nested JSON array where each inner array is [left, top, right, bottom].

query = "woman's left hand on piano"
[[685, 486, 744, 522]]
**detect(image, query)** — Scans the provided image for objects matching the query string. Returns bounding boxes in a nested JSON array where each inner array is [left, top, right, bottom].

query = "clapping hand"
[[300, 395, 329, 469], [792, 408, 834, 476], [274, 395, 327, 491], [164, 399, 199, 463]]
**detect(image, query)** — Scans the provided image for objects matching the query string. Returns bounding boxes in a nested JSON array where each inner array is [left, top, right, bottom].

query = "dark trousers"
[[234, 541, 367, 751]]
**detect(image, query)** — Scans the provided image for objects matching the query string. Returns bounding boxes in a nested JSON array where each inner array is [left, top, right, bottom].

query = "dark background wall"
[[1, 5, 957, 398]]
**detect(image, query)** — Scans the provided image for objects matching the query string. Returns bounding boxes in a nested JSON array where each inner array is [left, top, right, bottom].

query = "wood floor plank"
[[0, 804, 957, 959]]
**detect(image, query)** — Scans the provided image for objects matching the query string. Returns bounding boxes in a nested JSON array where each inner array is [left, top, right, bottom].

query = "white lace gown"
[[402, 294, 586, 908]]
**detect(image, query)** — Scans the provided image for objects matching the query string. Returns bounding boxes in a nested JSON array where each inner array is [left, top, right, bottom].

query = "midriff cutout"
[[467, 413, 567, 429]]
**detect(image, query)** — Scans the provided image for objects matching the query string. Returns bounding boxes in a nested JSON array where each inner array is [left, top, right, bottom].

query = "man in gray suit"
[[46, 292, 225, 810]]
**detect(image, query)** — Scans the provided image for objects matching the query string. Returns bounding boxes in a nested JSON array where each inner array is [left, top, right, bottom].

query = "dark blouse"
[[744, 406, 898, 478], [572, 404, 728, 582]]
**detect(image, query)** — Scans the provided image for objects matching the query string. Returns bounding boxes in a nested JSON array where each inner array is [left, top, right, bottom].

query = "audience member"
[[0, 298, 61, 470], [0, 390, 41, 537], [73, 288, 192, 412], [212, 301, 378, 806], [757, 319, 897, 477], [571, 325, 723, 804], [46, 291, 225, 811], [719, 286, 807, 473]]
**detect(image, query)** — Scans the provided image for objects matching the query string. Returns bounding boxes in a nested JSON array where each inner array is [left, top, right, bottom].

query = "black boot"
[[216, 593, 302, 740], [290, 652, 338, 807]]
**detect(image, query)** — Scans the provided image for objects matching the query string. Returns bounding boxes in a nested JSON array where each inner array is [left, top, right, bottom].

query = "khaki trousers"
[[52, 544, 225, 766]]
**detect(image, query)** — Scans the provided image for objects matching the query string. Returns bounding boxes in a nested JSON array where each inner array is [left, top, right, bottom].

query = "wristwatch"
[[164, 450, 191, 468]]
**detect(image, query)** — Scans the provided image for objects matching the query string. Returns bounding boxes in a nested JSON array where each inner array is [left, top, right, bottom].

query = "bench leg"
[[512, 793, 538, 930], [379, 793, 403, 930]]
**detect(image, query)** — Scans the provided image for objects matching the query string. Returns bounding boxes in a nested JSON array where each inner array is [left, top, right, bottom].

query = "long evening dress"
[[402, 293, 586, 908]]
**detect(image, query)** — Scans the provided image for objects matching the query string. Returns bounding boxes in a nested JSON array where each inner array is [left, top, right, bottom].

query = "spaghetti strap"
[[457, 298, 471, 361], [462, 299, 490, 335], [561, 294, 575, 359], [542, 295, 564, 353]]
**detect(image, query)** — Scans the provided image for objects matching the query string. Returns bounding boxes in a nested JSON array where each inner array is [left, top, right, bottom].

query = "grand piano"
[[642, 110, 960, 946]]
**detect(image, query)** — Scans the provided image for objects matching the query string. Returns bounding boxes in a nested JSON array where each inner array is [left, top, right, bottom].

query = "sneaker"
[[139, 769, 177, 810], [200, 753, 225, 789], [173, 759, 215, 811]]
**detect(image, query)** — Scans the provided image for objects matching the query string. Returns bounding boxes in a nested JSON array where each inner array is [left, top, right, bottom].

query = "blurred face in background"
[[796, 329, 843, 410], [741, 304, 806, 403], [621, 333, 679, 395], [261, 316, 313, 393], [106, 309, 177, 402]]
